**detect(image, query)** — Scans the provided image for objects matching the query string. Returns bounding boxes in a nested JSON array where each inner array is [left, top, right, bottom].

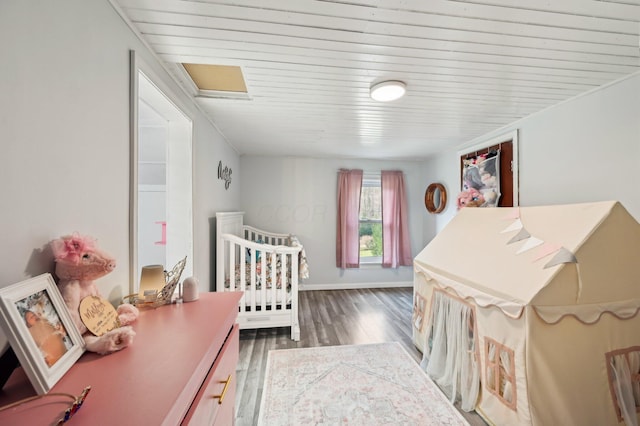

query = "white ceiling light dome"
[[370, 80, 406, 102]]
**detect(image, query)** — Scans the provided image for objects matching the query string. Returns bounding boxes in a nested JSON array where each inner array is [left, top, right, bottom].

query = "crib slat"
[[261, 252, 267, 312], [290, 251, 299, 340], [281, 253, 288, 310], [250, 250, 256, 311], [229, 240, 236, 293], [222, 240, 235, 291], [238, 239, 246, 312], [270, 252, 276, 311], [291, 251, 299, 308]]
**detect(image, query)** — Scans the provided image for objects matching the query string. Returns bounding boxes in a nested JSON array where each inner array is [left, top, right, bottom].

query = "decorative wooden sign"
[[79, 295, 120, 336]]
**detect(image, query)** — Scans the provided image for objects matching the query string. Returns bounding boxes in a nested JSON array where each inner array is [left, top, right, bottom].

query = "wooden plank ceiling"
[[113, 0, 640, 159]]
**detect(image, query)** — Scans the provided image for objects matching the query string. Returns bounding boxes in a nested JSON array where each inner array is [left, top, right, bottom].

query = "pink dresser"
[[0, 291, 242, 425]]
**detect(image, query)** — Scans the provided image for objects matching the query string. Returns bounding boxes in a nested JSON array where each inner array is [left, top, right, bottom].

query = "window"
[[336, 169, 410, 269], [359, 175, 382, 264], [412, 292, 427, 331], [606, 347, 640, 423], [485, 338, 517, 410]]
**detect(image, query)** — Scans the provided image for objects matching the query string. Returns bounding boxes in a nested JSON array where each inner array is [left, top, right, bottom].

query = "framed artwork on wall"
[[457, 129, 519, 207], [0, 274, 85, 394]]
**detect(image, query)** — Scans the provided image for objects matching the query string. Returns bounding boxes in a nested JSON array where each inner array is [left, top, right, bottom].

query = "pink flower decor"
[[50, 233, 97, 264]]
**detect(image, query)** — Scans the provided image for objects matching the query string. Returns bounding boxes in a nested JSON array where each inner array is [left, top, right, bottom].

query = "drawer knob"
[[213, 374, 232, 405]]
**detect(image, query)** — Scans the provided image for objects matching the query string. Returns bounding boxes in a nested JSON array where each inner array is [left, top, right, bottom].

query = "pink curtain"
[[381, 170, 412, 268], [336, 169, 363, 268]]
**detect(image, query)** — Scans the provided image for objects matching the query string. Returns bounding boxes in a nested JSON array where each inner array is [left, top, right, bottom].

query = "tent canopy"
[[414, 201, 640, 317]]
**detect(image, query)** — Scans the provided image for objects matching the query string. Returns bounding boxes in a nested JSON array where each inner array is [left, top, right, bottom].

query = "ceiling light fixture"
[[370, 80, 406, 102]]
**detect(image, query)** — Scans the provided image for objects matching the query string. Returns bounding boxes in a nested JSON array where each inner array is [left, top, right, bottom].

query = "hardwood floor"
[[234, 287, 486, 426]]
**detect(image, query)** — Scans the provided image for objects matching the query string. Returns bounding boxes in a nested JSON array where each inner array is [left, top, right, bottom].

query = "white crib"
[[215, 212, 306, 341]]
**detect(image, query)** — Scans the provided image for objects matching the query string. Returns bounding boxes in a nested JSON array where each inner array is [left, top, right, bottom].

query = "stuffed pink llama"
[[50, 233, 139, 354]]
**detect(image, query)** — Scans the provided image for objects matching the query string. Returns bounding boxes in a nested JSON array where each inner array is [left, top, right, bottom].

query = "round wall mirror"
[[425, 183, 447, 214]]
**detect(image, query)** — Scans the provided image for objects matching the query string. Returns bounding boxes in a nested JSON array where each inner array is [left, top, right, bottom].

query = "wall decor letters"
[[218, 161, 232, 190]]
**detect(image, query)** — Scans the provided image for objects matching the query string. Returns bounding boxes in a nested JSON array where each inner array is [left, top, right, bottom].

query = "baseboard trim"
[[300, 282, 412, 291]]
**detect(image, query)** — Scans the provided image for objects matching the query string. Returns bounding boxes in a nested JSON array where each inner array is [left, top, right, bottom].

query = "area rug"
[[258, 342, 469, 425]]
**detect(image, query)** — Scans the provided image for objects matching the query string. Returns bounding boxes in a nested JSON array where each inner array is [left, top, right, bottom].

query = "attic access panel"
[[182, 63, 248, 94]]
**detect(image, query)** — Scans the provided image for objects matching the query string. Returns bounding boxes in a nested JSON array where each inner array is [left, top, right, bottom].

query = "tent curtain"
[[381, 170, 412, 268], [421, 291, 480, 412], [500, 350, 513, 403], [336, 169, 363, 268]]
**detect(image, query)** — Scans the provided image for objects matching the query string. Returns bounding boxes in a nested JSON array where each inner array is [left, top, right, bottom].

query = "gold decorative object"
[[123, 257, 187, 308]]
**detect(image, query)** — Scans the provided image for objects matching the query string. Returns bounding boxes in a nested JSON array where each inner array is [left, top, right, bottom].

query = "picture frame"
[[0, 273, 85, 394]]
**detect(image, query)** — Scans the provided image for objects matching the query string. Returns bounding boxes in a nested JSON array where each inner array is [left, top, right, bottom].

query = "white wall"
[[193, 117, 241, 290], [239, 156, 426, 288], [0, 1, 240, 303], [424, 72, 640, 240], [421, 151, 459, 239]]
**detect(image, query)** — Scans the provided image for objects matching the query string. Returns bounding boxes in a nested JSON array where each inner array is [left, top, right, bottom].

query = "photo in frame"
[[0, 273, 85, 394]]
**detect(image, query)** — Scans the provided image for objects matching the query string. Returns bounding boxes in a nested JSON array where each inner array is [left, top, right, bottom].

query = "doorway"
[[130, 53, 193, 294]]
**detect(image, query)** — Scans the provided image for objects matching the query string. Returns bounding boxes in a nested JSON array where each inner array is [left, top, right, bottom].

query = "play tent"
[[412, 201, 640, 426]]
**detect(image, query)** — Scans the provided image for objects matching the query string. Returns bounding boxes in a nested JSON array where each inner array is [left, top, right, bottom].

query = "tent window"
[[485, 338, 517, 411], [412, 292, 427, 331], [605, 347, 640, 425]]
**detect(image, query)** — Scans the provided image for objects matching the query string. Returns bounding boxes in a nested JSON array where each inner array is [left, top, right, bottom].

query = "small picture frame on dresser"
[[0, 273, 85, 394]]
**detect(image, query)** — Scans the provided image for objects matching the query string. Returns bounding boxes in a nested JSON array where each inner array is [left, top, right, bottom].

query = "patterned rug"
[[258, 342, 469, 425]]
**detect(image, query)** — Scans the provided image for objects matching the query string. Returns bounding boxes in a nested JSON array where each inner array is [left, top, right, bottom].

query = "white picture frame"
[[0, 273, 85, 394]]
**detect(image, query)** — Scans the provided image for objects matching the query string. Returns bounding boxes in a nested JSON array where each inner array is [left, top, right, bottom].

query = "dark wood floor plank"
[[234, 287, 486, 426]]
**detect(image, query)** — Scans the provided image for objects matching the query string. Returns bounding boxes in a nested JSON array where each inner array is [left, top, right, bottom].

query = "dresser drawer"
[[184, 323, 239, 425]]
